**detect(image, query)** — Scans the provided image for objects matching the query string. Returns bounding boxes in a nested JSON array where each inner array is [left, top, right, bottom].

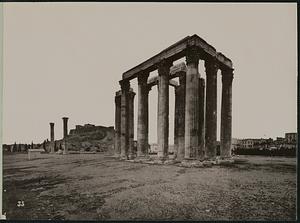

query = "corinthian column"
[[62, 117, 68, 155], [137, 73, 150, 158], [220, 68, 234, 158], [50, 122, 55, 153], [119, 80, 130, 159], [157, 60, 172, 160], [114, 91, 122, 157], [198, 77, 205, 160], [175, 74, 186, 161], [127, 89, 136, 159], [184, 47, 200, 160], [205, 58, 218, 160]]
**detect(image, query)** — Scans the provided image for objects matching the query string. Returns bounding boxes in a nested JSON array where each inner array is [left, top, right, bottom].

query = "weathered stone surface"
[[122, 34, 232, 81], [120, 80, 130, 159], [62, 117, 69, 138], [220, 69, 234, 158], [202, 160, 217, 167], [163, 159, 180, 165], [157, 60, 172, 160], [198, 78, 205, 160], [127, 90, 136, 160], [137, 74, 150, 158], [174, 74, 186, 161], [114, 91, 121, 157], [205, 59, 218, 160], [184, 47, 200, 159], [216, 158, 234, 165]]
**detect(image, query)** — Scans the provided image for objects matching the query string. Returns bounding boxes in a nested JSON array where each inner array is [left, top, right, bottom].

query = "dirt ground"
[[2, 153, 297, 220]]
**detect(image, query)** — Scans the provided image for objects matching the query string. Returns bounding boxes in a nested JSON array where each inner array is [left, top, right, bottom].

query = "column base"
[[180, 159, 204, 168], [136, 154, 151, 161], [128, 154, 135, 160], [119, 155, 128, 160]]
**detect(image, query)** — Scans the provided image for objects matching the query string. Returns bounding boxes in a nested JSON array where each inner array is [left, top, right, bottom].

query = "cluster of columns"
[[115, 47, 233, 161], [49, 117, 69, 154]]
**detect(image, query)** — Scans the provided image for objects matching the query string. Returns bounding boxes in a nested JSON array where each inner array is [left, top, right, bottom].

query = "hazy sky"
[[2, 3, 297, 144]]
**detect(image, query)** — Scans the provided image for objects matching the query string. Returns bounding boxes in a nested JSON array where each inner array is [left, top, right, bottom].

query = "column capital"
[[137, 72, 150, 85], [50, 122, 54, 127], [204, 58, 218, 77], [127, 89, 136, 99], [186, 46, 200, 65], [115, 92, 121, 103], [179, 73, 186, 86], [145, 85, 152, 94], [62, 117, 69, 121], [115, 90, 122, 97], [157, 59, 173, 76], [221, 68, 234, 85], [119, 79, 130, 92]]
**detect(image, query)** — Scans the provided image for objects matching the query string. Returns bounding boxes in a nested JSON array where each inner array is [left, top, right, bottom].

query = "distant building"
[[238, 138, 273, 149], [285, 133, 297, 144]]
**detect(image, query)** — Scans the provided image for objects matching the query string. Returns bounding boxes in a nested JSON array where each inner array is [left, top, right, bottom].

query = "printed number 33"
[[17, 201, 24, 207]]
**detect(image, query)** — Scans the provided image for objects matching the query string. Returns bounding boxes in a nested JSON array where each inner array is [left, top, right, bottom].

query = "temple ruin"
[[114, 34, 234, 162]]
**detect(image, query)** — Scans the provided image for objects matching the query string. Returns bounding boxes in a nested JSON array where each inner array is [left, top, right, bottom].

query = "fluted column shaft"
[[114, 91, 122, 157], [175, 74, 186, 161], [205, 59, 218, 160], [157, 60, 172, 160], [62, 117, 68, 138], [50, 122, 55, 153], [220, 69, 234, 158], [120, 80, 130, 159], [128, 90, 136, 159], [184, 47, 200, 159], [62, 117, 68, 154], [137, 73, 150, 158], [198, 77, 205, 160]]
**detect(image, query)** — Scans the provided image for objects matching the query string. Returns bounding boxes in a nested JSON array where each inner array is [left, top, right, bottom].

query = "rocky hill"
[[46, 124, 115, 153]]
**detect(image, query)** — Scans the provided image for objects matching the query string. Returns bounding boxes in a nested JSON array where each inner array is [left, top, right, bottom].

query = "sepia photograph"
[[0, 2, 297, 221]]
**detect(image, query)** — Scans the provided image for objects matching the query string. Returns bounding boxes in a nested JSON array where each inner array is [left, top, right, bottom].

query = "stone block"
[[216, 159, 235, 165]]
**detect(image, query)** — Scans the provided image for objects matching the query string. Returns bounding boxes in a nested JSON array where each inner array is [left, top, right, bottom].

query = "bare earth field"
[[3, 153, 297, 221]]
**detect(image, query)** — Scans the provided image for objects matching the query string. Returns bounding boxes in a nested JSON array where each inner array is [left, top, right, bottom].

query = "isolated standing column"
[[157, 60, 172, 160], [137, 73, 150, 158], [220, 68, 234, 158], [50, 122, 55, 153], [114, 91, 122, 157], [62, 117, 69, 154], [62, 117, 69, 138], [184, 47, 200, 159], [205, 59, 218, 160]]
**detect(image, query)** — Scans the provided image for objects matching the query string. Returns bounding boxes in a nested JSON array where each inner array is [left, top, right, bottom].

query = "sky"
[[2, 3, 297, 144]]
